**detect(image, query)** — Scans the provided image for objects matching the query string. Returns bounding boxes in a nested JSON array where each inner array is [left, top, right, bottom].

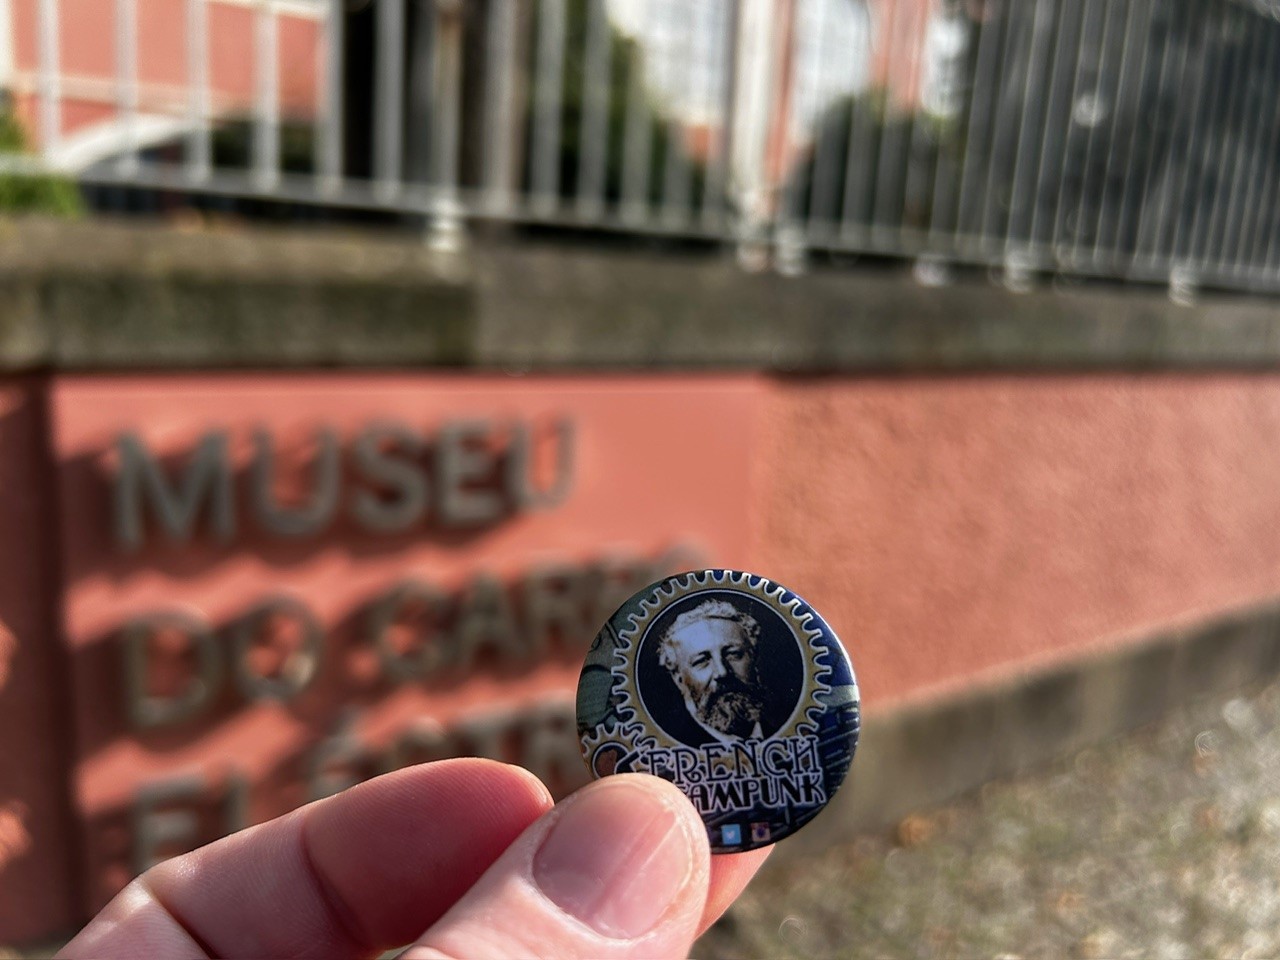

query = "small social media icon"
[[720, 824, 743, 846], [750, 822, 771, 843]]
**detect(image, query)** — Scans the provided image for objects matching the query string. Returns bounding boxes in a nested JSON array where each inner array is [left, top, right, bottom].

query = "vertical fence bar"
[[807, 0, 843, 238], [36, 0, 60, 161], [1167, 4, 1230, 268], [1225, 24, 1279, 276], [1238, 29, 1280, 276], [187, 0, 211, 179], [770, 0, 804, 268], [802, 0, 832, 236], [836, 79, 862, 242], [1093, 0, 1154, 267], [405, 0, 434, 186], [661, 0, 693, 228], [374, 0, 404, 197], [1188, 6, 1248, 269], [531, 0, 566, 215], [1265, 158, 1280, 282], [729, 0, 776, 263], [978, 0, 1029, 252], [798, 0, 839, 239], [926, 3, 971, 248], [780, 0, 816, 232], [1265, 136, 1280, 276], [620, 0, 652, 223], [1126, 0, 1184, 265], [1026, 0, 1084, 255], [882, 0, 925, 236], [843, 0, 896, 240], [1262, 77, 1280, 282], [483, 0, 518, 212], [317, 0, 344, 188], [952, 0, 1003, 245], [1004, 0, 1058, 261], [254, 0, 281, 187], [837, 9, 877, 242], [115, 0, 139, 175], [1046, 0, 1097, 259], [576, 0, 612, 219], [431, 0, 464, 244], [434, 2, 462, 191], [1160, 2, 1222, 266], [1136, 0, 1205, 265], [699, 0, 735, 231], [1069, 0, 1127, 265], [1265, 133, 1280, 277], [870, 0, 916, 237], [1204, 14, 1264, 272], [901, 0, 945, 246]]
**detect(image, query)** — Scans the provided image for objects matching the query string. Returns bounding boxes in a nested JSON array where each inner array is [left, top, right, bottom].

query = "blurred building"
[[3, 0, 320, 167]]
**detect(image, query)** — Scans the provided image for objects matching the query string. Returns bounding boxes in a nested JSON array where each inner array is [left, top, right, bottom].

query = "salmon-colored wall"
[[757, 375, 1280, 709], [8, 368, 1280, 944], [50, 375, 760, 914]]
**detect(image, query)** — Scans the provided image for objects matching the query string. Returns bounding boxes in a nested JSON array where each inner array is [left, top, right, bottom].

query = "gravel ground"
[[696, 676, 1280, 960], [10, 677, 1278, 959]]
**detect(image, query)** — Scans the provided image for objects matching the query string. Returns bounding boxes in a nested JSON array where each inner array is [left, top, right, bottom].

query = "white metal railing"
[[6, 0, 1280, 294]]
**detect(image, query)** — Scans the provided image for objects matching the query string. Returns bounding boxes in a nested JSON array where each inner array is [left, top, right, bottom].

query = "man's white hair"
[[657, 599, 761, 674]]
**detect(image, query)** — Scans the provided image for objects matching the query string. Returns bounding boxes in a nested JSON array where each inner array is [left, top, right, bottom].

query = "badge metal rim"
[[576, 568, 860, 854]]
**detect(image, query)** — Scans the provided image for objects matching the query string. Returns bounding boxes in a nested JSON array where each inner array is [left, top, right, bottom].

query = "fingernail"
[[532, 777, 696, 939]]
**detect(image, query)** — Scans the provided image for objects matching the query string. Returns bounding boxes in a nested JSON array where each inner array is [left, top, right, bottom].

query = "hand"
[[58, 759, 769, 959]]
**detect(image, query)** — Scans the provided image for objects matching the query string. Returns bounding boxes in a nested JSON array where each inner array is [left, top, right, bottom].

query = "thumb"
[[404, 774, 711, 959]]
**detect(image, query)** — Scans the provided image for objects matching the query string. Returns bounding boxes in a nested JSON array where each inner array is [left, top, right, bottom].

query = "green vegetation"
[[786, 87, 953, 232], [0, 108, 82, 217], [211, 119, 317, 175], [541, 0, 707, 211]]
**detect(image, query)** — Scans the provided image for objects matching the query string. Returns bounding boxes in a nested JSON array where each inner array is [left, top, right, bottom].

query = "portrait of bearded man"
[[656, 599, 795, 744]]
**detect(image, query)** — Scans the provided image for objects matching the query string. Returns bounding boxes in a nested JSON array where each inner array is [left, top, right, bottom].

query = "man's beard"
[[695, 677, 766, 738]]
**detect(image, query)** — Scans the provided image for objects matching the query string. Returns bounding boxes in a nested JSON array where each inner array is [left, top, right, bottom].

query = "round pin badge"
[[575, 569, 860, 853]]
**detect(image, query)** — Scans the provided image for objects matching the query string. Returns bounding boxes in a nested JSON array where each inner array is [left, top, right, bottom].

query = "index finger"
[[58, 759, 553, 960]]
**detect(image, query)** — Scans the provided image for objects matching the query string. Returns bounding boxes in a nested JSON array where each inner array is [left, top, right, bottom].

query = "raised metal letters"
[[521, 563, 590, 658], [506, 419, 575, 512], [114, 432, 234, 550], [124, 611, 224, 729], [520, 700, 585, 794], [350, 422, 429, 533], [369, 579, 451, 682], [436, 420, 504, 527], [308, 710, 374, 802], [123, 545, 709, 730], [381, 717, 451, 772], [132, 774, 205, 873], [452, 573, 524, 665], [112, 418, 578, 547], [224, 771, 251, 834], [230, 595, 323, 702], [250, 428, 341, 538]]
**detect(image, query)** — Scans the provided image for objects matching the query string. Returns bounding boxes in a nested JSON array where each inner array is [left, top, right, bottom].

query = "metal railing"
[[7, 0, 1280, 294]]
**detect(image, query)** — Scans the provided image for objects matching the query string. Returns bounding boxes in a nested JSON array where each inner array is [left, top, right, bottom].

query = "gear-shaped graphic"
[[579, 720, 654, 777], [608, 569, 833, 752]]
